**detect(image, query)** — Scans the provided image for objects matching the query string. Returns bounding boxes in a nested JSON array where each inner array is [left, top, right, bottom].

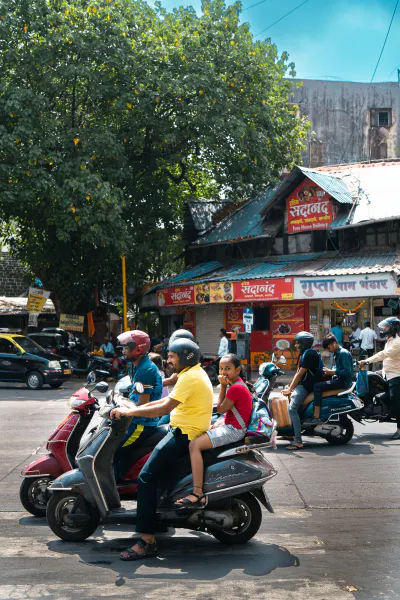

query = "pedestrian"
[[175, 353, 252, 506], [110, 338, 213, 561], [101, 337, 114, 358], [304, 334, 353, 425], [216, 328, 229, 367], [282, 331, 322, 450], [110, 352, 123, 381], [360, 317, 400, 440], [92, 344, 104, 357], [359, 320, 377, 367], [348, 323, 361, 349]]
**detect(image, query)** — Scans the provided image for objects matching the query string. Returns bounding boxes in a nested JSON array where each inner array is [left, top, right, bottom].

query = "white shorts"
[[206, 423, 245, 448]]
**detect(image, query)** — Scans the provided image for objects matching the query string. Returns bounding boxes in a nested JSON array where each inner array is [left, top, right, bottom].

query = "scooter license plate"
[[64, 369, 71, 375]]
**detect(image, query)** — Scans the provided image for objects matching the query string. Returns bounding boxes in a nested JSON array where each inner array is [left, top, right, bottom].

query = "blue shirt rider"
[[114, 330, 162, 480]]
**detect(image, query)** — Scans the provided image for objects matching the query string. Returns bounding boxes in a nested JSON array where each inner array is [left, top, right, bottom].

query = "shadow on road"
[[47, 529, 299, 582], [274, 441, 375, 457]]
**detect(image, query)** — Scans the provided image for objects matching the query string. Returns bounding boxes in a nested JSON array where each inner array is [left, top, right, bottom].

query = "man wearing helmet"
[[110, 337, 213, 561], [282, 331, 323, 450], [360, 317, 400, 440], [114, 330, 163, 479], [304, 334, 353, 426]]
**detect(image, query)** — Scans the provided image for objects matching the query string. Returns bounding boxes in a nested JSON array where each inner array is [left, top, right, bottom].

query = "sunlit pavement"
[[0, 380, 399, 599]]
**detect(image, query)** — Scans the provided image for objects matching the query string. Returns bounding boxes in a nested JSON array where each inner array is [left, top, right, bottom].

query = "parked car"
[[28, 332, 68, 354], [0, 334, 73, 390]]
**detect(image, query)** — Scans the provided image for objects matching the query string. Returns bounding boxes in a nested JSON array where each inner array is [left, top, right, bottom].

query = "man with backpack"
[[282, 331, 323, 450], [303, 334, 353, 426]]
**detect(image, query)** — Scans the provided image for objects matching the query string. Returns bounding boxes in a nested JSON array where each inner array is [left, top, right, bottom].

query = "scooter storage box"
[[271, 396, 291, 428]]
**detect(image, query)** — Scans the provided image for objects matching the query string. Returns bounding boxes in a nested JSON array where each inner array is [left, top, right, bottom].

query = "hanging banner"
[[157, 286, 194, 307], [233, 278, 294, 302], [59, 314, 85, 332], [27, 287, 50, 314], [287, 178, 335, 234]]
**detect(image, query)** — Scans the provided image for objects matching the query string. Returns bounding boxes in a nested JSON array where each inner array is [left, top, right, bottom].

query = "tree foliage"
[[0, 0, 308, 313]]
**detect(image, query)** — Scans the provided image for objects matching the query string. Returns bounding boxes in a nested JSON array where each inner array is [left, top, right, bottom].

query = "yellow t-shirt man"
[[170, 363, 213, 440]]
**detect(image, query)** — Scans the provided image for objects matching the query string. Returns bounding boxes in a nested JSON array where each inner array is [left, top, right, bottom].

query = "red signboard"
[[156, 286, 194, 307], [232, 278, 294, 302], [287, 178, 335, 234], [225, 306, 245, 333]]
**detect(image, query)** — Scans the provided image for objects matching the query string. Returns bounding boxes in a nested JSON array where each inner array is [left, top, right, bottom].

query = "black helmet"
[[168, 338, 200, 368], [169, 329, 194, 345], [378, 317, 400, 338], [294, 331, 314, 351]]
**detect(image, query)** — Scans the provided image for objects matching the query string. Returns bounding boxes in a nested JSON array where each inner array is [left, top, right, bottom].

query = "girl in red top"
[[175, 353, 253, 507]]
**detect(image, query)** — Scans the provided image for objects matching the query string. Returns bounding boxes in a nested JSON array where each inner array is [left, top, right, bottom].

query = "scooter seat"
[[302, 389, 347, 407]]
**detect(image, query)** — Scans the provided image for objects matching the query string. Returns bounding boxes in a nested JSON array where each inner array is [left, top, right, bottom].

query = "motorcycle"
[[351, 369, 396, 424], [46, 394, 277, 544], [70, 350, 112, 378], [201, 355, 219, 385]]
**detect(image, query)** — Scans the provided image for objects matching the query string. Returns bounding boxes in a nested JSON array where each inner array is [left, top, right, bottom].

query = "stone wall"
[[0, 252, 31, 296]]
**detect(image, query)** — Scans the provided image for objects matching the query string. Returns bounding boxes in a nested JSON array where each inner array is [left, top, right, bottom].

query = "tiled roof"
[[192, 188, 276, 247], [152, 250, 400, 290]]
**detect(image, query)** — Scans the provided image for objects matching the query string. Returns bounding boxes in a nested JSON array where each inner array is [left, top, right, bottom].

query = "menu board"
[[225, 306, 244, 333], [272, 304, 305, 360], [194, 282, 233, 304]]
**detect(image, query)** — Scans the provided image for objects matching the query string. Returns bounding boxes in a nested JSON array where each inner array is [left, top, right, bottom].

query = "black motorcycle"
[[352, 370, 395, 424], [46, 393, 277, 544]]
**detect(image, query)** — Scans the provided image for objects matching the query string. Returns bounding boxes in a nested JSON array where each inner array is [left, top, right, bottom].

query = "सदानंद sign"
[[156, 286, 195, 307], [233, 278, 294, 302], [59, 314, 85, 332], [287, 178, 335, 235], [27, 287, 50, 314]]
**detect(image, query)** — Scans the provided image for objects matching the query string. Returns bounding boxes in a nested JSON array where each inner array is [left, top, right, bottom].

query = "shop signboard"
[[194, 279, 294, 304], [294, 273, 397, 300], [287, 178, 334, 234], [27, 287, 50, 314], [59, 314, 85, 332], [156, 286, 195, 307]]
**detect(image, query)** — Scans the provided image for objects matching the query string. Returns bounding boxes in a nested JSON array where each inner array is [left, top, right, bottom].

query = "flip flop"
[[120, 539, 158, 561], [286, 443, 304, 451], [174, 492, 207, 508]]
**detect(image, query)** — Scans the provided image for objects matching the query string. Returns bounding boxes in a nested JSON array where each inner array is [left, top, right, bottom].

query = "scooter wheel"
[[325, 415, 354, 445], [19, 477, 53, 517], [46, 491, 100, 542], [210, 492, 262, 545]]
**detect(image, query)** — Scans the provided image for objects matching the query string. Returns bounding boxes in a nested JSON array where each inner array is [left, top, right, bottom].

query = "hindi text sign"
[[287, 179, 334, 235], [59, 314, 85, 332]]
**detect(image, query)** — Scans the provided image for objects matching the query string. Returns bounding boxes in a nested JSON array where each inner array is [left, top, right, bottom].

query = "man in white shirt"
[[217, 328, 229, 359], [348, 324, 361, 348], [359, 321, 377, 366]]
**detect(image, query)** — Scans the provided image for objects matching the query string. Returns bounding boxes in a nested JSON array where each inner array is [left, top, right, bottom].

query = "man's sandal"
[[286, 443, 304, 451], [174, 492, 207, 508], [119, 538, 158, 561]]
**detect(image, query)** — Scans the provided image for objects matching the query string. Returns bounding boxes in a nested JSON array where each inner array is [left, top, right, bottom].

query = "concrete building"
[[291, 80, 400, 167]]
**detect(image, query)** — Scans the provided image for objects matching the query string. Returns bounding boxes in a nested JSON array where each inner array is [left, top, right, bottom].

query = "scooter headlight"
[[68, 396, 88, 409]]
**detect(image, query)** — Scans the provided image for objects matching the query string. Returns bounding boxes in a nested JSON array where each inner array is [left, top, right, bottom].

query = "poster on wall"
[[272, 304, 305, 368], [177, 306, 196, 338], [225, 306, 244, 333], [287, 178, 334, 234], [194, 282, 233, 304], [156, 286, 195, 307]]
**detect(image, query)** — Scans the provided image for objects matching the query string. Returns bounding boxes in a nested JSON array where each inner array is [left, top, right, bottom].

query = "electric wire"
[[254, 0, 309, 37], [242, 0, 268, 12]]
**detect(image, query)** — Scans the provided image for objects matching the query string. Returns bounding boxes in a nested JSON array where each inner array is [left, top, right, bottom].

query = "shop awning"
[[149, 249, 400, 291]]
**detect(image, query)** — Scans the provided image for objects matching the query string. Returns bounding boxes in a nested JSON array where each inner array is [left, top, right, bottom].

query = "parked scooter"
[[46, 394, 277, 544], [253, 356, 287, 401], [19, 371, 110, 517], [71, 350, 112, 378]]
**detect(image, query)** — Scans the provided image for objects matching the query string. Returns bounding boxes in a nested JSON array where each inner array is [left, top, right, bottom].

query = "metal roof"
[[153, 250, 400, 289], [192, 188, 276, 247], [0, 296, 55, 314], [299, 167, 354, 204]]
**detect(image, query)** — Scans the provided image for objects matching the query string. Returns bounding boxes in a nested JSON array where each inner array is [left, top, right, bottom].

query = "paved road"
[[0, 380, 399, 599]]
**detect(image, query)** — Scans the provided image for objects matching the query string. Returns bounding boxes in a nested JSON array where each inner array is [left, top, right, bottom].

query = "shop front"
[[294, 272, 399, 360], [156, 277, 309, 369]]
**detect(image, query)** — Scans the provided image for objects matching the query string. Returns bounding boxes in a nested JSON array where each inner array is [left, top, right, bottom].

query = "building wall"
[[0, 251, 31, 296], [291, 80, 400, 166]]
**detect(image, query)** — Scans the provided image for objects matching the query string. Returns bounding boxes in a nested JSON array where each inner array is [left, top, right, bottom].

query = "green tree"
[[0, 0, 308, 314]]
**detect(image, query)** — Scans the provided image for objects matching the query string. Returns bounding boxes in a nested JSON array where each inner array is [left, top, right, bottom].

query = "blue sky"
[[159, 0, 400, 82]]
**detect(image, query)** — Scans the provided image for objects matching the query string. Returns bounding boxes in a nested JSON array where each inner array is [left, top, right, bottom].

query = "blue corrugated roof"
[[164, 261, 222, 284], [317, 250, 400, 275], [299, 167, 354, 204], [193, 188, 276, 246]]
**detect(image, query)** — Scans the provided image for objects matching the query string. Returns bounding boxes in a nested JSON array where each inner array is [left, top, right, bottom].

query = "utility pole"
[[121, 255, 128, 332]]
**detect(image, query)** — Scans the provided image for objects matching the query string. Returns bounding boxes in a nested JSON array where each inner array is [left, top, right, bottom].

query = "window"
[[253, 307, 270, 331], [370, 109, 392, 128], [0, 339, 17, 354]]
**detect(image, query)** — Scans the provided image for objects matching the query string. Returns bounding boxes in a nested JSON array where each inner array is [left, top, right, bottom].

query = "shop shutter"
[[195, 305, 225, 356]]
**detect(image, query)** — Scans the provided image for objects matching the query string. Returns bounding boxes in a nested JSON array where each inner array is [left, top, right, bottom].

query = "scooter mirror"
[[95, 381, 109, 394], [133, 382, 144, 394], [278, 356, 287, 365], [105, 390, 113, 403], [87, 371, 96, 384]]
